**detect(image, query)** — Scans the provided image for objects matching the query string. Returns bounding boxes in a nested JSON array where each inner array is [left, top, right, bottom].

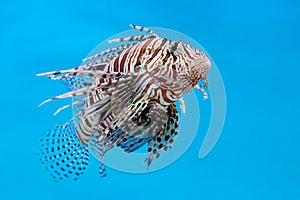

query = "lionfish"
[[37, 24, 211, 181]]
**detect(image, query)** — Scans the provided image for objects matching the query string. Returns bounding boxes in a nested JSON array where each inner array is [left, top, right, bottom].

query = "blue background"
[[1, 0, 299, 199]]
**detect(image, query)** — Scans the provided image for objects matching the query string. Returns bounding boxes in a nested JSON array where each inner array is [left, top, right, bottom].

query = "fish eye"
[[170, 41, 180, 54], [170, 45, 177, 52]]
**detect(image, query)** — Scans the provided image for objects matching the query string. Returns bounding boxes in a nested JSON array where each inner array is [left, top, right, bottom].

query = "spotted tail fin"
[[39, 123, 89, 181]]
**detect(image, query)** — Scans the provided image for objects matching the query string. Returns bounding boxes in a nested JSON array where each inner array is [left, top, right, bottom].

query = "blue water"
[[1, 0, 299, 199]]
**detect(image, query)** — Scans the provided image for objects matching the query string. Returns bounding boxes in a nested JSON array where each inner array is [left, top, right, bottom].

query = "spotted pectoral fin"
[[111, 97, 150, 140], [145, 103, 180, 167], [39, 123, 89, 181], [103, 96, 153, 153], [117, 134, 149, 153], [115, 102, 170, 154]]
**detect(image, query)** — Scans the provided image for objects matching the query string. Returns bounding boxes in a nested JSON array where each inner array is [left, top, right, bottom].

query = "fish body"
[[37, 24, 211, 180]]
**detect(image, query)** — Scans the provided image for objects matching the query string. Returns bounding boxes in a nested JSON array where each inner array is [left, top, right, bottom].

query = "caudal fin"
[[39, 123, 89, 181]]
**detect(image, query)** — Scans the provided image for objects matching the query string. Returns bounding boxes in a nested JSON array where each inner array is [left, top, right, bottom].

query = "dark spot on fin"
[[117, 135, 148, 152], [39, 123, 89, 181], [145, 103, 180, 168]]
